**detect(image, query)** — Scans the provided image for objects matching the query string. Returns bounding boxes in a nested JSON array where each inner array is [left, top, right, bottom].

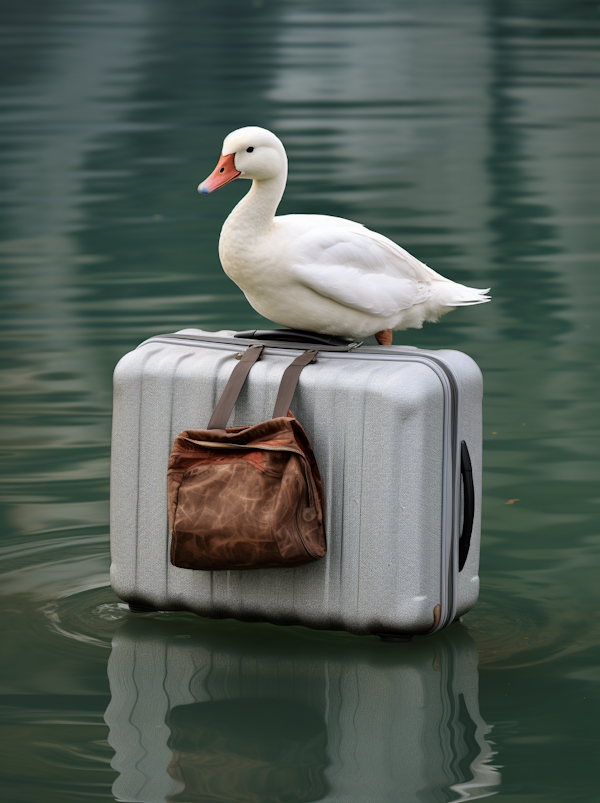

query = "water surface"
[[1, 1, 599, 801]]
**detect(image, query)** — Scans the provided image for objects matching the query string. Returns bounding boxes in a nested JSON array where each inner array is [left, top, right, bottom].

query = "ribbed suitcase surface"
[[110, 329, 482, 635]]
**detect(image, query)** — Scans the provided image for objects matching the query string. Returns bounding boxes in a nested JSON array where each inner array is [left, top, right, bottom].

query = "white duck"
[[199, 126, 490, 345]]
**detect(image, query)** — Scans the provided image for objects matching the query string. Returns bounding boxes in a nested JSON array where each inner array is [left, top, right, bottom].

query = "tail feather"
[[436, 282, 491, 307]]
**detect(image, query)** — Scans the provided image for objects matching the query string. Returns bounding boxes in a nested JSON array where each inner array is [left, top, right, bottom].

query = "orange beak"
[[198, 152, 241, 194]]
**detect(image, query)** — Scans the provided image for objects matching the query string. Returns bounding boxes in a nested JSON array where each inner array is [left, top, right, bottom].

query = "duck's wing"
[[285, 220, 432, 317]]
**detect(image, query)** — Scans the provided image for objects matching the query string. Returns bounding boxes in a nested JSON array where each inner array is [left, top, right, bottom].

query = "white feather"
[[288, 223, 432, 316]]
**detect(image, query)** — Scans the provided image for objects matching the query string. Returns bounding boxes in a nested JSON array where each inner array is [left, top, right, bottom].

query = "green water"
[[1, 1, 599, 800]]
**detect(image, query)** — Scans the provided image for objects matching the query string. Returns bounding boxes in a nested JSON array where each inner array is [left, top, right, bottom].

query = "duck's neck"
[[223, 168, 287, 239]]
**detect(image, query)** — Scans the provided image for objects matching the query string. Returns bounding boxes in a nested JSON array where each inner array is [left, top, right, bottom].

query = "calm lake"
[[1, 1, 599, 801]]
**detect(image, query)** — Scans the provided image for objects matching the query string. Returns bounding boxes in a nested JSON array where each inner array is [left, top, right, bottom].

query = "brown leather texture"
[[168, 415, 326, 571]]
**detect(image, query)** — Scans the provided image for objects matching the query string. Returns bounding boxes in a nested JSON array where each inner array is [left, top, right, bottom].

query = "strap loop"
[[206, 346, 317, 429], [207, 345, 264, 429], [272, 350, 318, 418]]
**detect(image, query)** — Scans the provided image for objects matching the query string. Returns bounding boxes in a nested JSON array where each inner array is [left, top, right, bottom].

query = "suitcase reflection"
[[105, 619, 500, 802]]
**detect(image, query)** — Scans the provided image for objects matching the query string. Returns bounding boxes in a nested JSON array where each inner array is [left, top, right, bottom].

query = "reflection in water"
[[168, 699, 328, 803], [105, 619, 500, 802]]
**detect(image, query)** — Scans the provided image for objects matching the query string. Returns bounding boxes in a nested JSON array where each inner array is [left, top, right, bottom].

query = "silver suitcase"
[[104, 618, 500, 802], [110, 328, 483, 636]]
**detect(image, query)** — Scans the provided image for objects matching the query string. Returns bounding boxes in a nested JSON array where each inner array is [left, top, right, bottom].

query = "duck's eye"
[[246, 147, 254, 153]]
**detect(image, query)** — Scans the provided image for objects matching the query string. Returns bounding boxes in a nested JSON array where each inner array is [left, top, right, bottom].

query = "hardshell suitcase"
[[104, 618, 500, 802], [110, 328, 483, 636]]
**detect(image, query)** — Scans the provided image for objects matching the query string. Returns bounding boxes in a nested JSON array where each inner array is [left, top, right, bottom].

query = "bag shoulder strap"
[[207, 346, 318, 430], [272, 350, 318, 418], [207, 345, 264, 429]]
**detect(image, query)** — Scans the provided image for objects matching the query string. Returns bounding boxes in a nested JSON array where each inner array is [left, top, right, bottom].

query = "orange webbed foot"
[[375, 329, 393, 346]]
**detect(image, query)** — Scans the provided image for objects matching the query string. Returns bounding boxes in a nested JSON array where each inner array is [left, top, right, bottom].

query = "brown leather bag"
[[168, 346, 326, 570]]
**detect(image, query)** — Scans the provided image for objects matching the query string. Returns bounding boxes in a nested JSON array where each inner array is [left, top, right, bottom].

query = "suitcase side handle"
[[458, 441, 475, 572]]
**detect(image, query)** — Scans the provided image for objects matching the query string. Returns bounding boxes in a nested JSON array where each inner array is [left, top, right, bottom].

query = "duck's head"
[[198, 126, 287, 194]]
